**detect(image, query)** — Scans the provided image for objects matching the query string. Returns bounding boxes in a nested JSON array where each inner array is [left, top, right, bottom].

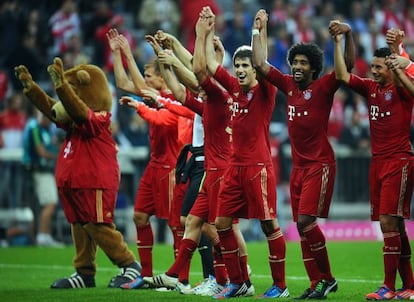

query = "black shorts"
[[181, 161, 205, 217]]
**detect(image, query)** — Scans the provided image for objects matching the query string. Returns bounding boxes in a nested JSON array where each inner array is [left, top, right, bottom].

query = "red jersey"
[[213, 65, 276, 165], [184, 78, 233, 169], [136, 102, 180, 167], [348, 74, 414, 159], [266, 68, 339, 166], [55, 109, 120, 189], [158, 98, 194, 148]]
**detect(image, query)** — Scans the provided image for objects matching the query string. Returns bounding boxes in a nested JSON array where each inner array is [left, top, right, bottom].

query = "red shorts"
[[190, 168, 224, 223], [134, 164, 175, 219], [369, 157, 413, 220], [169, 181, 189, 227], [59, 188, 117, 224], [290, 163, 336, 222], [217, 164, 277, 220]]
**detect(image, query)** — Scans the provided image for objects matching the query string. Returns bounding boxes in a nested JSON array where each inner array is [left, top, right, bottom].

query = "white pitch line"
[[0, 263, 382, 284]]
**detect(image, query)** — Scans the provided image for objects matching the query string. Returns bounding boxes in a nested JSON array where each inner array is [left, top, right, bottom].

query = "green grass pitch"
[[0, 240, 408, 301]]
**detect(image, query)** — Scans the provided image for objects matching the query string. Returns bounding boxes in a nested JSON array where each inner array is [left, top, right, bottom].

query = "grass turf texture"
[[0, 241, 407, 301]]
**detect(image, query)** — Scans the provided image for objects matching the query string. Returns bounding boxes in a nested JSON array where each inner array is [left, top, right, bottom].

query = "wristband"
[[252, 29, 260, 36]]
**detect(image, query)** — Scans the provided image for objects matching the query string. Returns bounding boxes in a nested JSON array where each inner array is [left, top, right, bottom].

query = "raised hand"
[[117, 34, 133, 58], [386, 28, 405, 53], [385, 54, 410, 70], [157, 49, 176, 66], [14, 65, 34, 90], [47, 57, 65, 87], [145, 34, 162, 55], [155, 30, 173, 50], [254, 9, 268, 30], [106, 28, 121, 52]]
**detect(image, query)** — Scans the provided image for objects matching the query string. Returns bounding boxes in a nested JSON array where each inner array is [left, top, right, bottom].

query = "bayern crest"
[[385, 90, 392, 101], [303, 89, 312, 100]]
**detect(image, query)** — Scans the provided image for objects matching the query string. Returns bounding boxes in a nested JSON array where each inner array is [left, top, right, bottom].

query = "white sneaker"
[[192, 276, 211, 295], [143, 273, 178, 289], [176, 281, 192, 294], [245, 283, 255, 296], [200, 281, 225, 296], [36, 234, 64, 247], [192, 275, 226, 296]]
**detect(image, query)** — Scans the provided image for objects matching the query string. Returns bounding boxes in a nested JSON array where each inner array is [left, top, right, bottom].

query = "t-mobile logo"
[[63, 141, 72, 158], [370, 105, 390, 120], [288, 105, 295, 121], [288, 105, 308, 121]]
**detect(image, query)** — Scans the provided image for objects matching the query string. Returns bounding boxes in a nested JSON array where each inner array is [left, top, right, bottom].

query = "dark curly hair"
[[287, 43, 324, 80], [373, 47, 391, 58]]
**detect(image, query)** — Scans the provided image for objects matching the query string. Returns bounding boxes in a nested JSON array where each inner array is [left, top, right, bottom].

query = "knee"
[[133, 212, 148, 227], [296, 215, 316, 234]]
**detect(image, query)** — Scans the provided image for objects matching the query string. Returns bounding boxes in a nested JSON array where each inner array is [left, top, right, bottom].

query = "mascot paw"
[[14, 65, 34, 90], [47, 57, 65, 87]]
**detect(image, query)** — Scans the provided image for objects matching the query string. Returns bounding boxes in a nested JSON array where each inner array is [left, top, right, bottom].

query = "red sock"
[[300, 237, 321, 289], [167, 238, 197, 278], [171, 225, 185, 258], [303, 223, 333, 281], [383, 232, 401, 291], [212, 239, 228, 285], [136, 223, 154, 277], [267, 227, 286, 289], [217, 227, 243, 284], [399, 234, 414, 289], [239, 255, 249, 283]]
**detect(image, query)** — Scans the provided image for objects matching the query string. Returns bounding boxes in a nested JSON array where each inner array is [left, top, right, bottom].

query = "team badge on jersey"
[[247, 91, 253, 101], [385, 90, 392, 101], [303, 89, 312, 100]]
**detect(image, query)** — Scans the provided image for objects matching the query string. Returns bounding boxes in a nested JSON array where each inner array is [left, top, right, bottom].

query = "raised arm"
[[201, 8, 219, 76], [107, 29, 136, 93], [252, 9, 271, 75], [118, 33, 147, 91], [385, 54, 414, 96], [157, 50, 187, 102], [193, 14, 209, 83], [157, 49, 198, 94], [329, 21, 355, 72], [155, 30, 193, 70], [331, 22, 351, 84]]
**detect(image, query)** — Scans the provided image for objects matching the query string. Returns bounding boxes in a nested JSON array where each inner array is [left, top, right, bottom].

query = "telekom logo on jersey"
[[287, 105, 308, 121], [370, 105, 391, 120]]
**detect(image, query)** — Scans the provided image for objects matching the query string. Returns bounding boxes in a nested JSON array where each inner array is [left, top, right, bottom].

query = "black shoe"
[[51, 272, 96, 289], [108, 261, 142, 288], [307, 279, 338, 299], [293, 288, 312, 299]]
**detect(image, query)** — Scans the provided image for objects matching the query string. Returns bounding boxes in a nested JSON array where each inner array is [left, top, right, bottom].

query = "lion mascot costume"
[[15, 58, 141, 289]]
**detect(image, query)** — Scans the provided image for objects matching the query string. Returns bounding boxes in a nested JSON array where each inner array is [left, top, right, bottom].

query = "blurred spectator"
[[338, 109, 370, 152], [4, 33, 44, 90], [403, 4, 414, 55], [22, 110, 63, 247], [65, 33, 91, 66], [137, 0, 180, 37], [95, 14, 136, 73], [84, 0, 114, 66], [0, 92, 28, 209], [374, 0, 403, 36], [267, 25, 291, 74], [0, 0, 24, 67], [222, 1, 251, 56], [327, 87, 346, 143], [178, 0, 222, 53], [0, 68, 9, 110], [269, 0, 288, 28], [123, 112, 149, 147], [48, 0, 81, 57]]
